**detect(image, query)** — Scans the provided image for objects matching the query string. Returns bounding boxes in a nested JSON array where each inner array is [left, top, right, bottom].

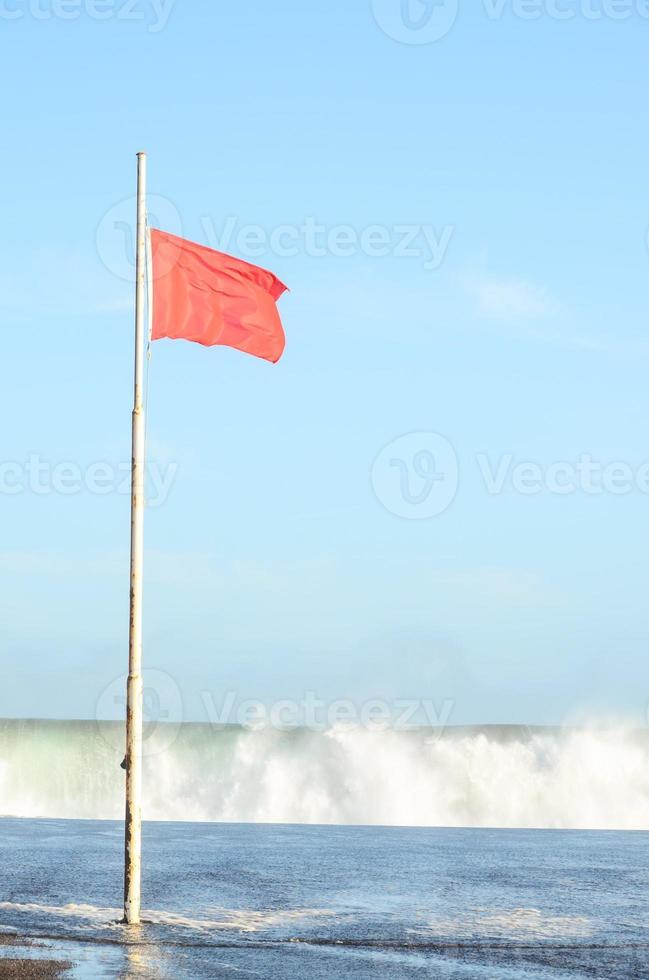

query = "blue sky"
[[2, 0, 649, 725]]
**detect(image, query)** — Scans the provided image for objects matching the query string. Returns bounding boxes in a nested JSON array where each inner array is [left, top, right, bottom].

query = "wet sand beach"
[[0, 934, 71, 979]]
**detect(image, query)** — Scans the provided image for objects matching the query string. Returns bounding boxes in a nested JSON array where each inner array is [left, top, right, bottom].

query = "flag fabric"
[[150, 229, 288, 363]]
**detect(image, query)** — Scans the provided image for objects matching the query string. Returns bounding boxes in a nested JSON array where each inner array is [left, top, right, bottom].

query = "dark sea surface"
[[0, 818, 648, 979]]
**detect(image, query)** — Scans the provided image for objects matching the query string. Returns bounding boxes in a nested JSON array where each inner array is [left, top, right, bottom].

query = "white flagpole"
[[123, 150, 147, 925]]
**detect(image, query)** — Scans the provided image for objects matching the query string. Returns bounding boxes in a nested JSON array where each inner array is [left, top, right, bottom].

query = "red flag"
[[150, 229, 288, 363]]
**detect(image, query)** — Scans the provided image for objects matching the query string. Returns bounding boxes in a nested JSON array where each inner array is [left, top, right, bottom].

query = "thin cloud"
[[464, 271, 649, 356], [434, 566, 562, 608], [470, 275, 558, 322]]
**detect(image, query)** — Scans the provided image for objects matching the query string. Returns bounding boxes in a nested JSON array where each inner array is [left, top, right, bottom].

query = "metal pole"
[[123, 150, 147, 926]]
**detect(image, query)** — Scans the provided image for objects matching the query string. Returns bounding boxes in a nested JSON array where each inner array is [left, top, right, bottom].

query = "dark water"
[[1, 819, 648, 978]]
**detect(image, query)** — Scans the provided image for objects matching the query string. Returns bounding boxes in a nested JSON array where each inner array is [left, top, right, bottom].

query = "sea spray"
[[1, 720, 649, 829]]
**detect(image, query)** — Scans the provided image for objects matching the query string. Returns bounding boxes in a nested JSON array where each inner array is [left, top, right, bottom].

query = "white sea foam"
[[0, 901, 334, 933], [413, 908, 593, 940], [1, 721, 649, 829]]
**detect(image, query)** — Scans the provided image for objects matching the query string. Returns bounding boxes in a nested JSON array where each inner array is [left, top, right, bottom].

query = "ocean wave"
[[1, 720, 649, 829]]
